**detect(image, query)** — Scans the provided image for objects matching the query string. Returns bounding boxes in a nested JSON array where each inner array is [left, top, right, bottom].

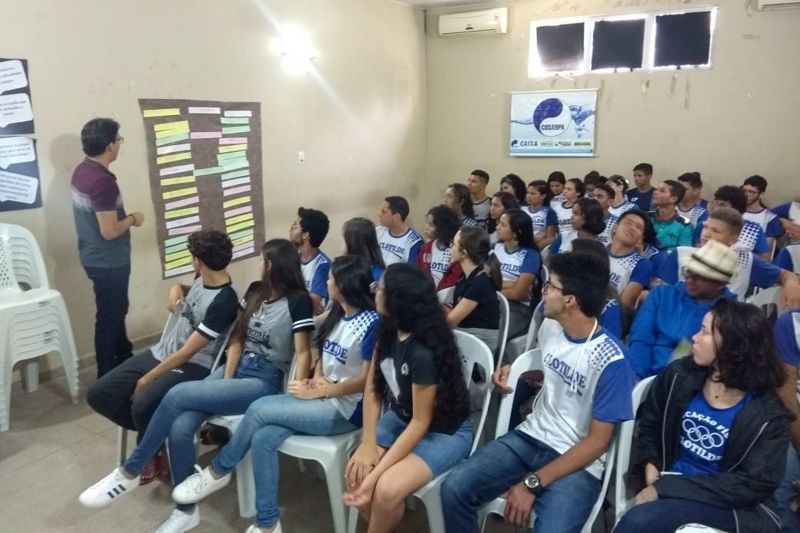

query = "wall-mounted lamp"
[[268, 26, 317, 75]]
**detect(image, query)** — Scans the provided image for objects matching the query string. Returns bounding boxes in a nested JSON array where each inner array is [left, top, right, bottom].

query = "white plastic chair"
[[437, 286, 455, 305], [478, 347, 617, 533], [495, 291, 510, 363], [0, 223, 79, 431], [613, 376, 656, 524], [745, 285, 783, 320], [347, 330, 495, 533], [504, 300, 545, 362]]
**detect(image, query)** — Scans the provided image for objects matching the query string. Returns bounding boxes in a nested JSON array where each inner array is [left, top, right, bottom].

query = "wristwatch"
[[523, 472, 544, 496]]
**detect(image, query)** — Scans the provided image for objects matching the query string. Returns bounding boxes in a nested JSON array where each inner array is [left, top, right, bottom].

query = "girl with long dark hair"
[[417, 205, 462, 289], [343, 217, 386, 282], [524, 179, 558, 251], [488, 191, 519, 242], [499, 173, 527, 205], [551, 177, 585, 253], [443, 183, 478, 226], [615, 299, 791, 533], [79, 238, 314, 532], [343, 263, 472, 532], [171, 255, 381, 533]]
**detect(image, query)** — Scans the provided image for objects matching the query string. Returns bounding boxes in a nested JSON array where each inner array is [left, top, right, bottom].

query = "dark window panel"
[[591, 19, 645, 70], [654, 11, 712, 67], [536, 23, 584, 71]]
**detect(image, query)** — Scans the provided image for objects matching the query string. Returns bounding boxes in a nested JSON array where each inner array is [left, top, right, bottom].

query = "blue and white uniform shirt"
[[677, 203, 708, 230], [523, 205, 557, 240], [301, 249, 331, 302], [609, 249, 652, 294], [375, 226, 423, 265], [550, 201, 577, 253], [492, 242, 540, 305], [743, 208, 782, 239]]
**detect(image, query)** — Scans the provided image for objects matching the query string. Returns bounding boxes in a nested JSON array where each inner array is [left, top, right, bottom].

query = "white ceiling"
[[400, 0, 500, 6]]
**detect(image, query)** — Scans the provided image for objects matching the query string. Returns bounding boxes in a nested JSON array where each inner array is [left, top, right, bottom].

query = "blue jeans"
[[614, 498, 737, 533], [123, 356, 283, 485], [776, 445, 800, 532], [211, 394, 356, 528], [84, 265, 133, 377], [441, 430, 601, 533]]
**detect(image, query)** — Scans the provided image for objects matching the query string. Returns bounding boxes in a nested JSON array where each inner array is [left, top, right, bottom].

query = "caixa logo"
[[533, 98, 571, 137]]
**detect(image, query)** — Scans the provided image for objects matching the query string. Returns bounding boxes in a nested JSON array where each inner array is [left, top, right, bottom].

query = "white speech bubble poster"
[[0, 58, 35, 135], [0, 137, 41, 212]]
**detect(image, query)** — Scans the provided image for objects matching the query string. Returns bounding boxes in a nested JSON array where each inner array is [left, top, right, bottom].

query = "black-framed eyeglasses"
[[542, 280, 564, 294]]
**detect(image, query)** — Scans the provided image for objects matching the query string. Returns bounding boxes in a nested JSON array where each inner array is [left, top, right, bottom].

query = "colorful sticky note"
[[159, 163, 195, 177], [164, 195, 199, 210], [217, 151, 247, 165], [225, 212, 254, 226], [154, 120, 189, 132], [156, 126, 190, 139], [164, 242, 189, 255], [222, 126, 251, 135], [164, 264, 195, 277], [218, 144, 247, 154], [220, 117, 250, 125], [165, 256, 193, 270], [228, 228, 254, 242], [227, 220, 255, 233], [168, 224, 202, 236], [221, 158, 249, 172], [225, 110, 252, 118], [165, 215, 200, 230], [164, 234, 190, 247], [232, 246, 255, 259], [157, 143, 192, 155], [194, 166, 224, 177], [160, 175, 196, 187], [222, 177, 250, 189], [162, 186, 198, 200], [165, 207, 200, 220], [188, 107, 221, 114], [190, 131, 222, 139], [143, 108, 181, 118], [157, 152, 192, 165], [156, 133, 190, 147], [221, 169, 249, 181], [223, 185, 251, 197], [219, 137, 249, 145], [223, 195, 251, 209]]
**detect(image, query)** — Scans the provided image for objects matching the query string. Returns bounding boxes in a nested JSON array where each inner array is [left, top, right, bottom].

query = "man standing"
[[290, 207, 330, 316], [71, 118, 144, 377], [375, 196, 423, 265], [467, 169, 491, 230], [626, 163, 655, 211]]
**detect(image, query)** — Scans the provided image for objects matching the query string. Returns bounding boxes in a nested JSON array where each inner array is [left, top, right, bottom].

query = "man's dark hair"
[[547, 171, 566, 185], [583, 170, 606, 187], [714, 186, 747, 213], [297, 207, 330, 248], [547, 252, 609, 318], [633, 163, 653, 175], [567, 177, 586, 197], [384, 196, 410, 221], [743, 175, 768, 193], [470, 169, 490, 184], [618, 210, 657, 248], [187, 230, 233, 271], [663, 179, 686, 204], [677, 171, 703, 189], [593, 183, 615, 200], [81, 118, 120, 157], [575, 198, 606, 236]]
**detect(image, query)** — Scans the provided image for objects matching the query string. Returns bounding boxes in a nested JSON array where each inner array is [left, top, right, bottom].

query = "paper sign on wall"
[[0, 59, 35, 136], [0, 136, 42, 211]]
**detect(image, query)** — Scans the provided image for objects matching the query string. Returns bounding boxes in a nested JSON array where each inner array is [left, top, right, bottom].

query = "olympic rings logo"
[[682, 418, 725, 449]]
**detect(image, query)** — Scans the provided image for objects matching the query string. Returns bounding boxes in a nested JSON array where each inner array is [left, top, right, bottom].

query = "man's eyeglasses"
[[542, 280, 565, 294]]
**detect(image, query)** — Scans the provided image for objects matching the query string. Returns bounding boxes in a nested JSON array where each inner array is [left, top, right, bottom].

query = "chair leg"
[[417, 484, 446, 533], [22, 360, 39, 392], [347, 505, 360, 533], [322, 458, 349, 533], [235, 451, 257, 518], [0, 359, 12, 432], [117, 426, 128, 465]]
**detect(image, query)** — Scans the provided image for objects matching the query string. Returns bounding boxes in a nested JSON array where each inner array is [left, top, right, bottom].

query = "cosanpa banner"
[[509, 89, 597, 157]]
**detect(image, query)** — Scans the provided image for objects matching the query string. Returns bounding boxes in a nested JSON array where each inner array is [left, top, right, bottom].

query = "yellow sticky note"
[[165, 256, 193, 270], [218, 143, 248, 154], [143, 108, 181, 118], [233, 235, 253, 246], [160, 175, 196, 187], [157, 152, 192, 165], [165, 248, 193, 262], [165, 207, 200, 220], [154, 120, 189, 132], [156, 125, 190, 139], [162, 186, 198, 200], [226, 213, 254, 226], [223, 195, 251, 209], [227, 219, 255, 233]]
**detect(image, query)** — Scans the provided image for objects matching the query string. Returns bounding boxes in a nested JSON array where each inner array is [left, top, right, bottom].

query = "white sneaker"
[[245, 523, 281, 533], [152, 507, 200, 533], [171, 465, 231, 504], [79, 467, 140, 508]]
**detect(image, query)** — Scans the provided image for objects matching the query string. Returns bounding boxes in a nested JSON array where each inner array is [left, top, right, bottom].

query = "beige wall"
[[423, 0, 800, 215], [0, 0, 427, 370]]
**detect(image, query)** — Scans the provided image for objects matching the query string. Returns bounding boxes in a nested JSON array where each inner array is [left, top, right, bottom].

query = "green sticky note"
[[217, 151, 247, 165], [222, 126, 251, 134], [195, 166, 225, 176], [164, 235, 189, 247], [220, 117, 250, 125], [221, 169, 250, 180], [155, 133, 190, 147]]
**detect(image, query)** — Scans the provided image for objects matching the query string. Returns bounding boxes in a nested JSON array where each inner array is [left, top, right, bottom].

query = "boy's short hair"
[[81, 118, 120, 157], [470, 169, 490, 184], [187, 230, 233, 271], [677, 171, 703, 189], [743, 175, 768, 193], [708, 207, 744, 237], [714, 186, 748, 213], [547, 252, 609, 318], [384, 196, 410, 221], [298, 207, 330, 248], [663, 179, 686, 204], [633, 163, 653, 175]]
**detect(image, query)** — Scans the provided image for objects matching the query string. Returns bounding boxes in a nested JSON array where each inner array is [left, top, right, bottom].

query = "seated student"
[[494, 208, 542, 338], [649, 179, 693, 251], [551, 197, 606, 253], [546, 170, 566, 205], [658, 207, 800, 305], [626, 162, 655, 211], [79, 239, 314, 531], [375, 195, 423, 266], [743, 175, 783, 253], [523, 180, 558, 251], [582, 170, 606, 199], [488, 191, 519, 243], [628, 240, 737, 379], [86, 230, 238, 479], [773, 308, 800, 533], [343, 217, 386, 282], [291, 207, 330, 315], [170, 256, 380, 533], [775, 244, 800, 274], [441, 252, 635, 533], [676, 171, 708, 229], [616, 299, 791, 533], [693, 185, 771, 259], [417, 205, 462, 289], [592, 182, 616, 245], [444, 226, 502, 353], [500, 173, 527, 205], [443, 182, 478, 227], [607, 174, 638, 217], [608, 210, 655, 308], [550, 177, 585, 253], [772, 199, 800, 244], [343, 263, 473, 532], [467, 169, 491, 230]]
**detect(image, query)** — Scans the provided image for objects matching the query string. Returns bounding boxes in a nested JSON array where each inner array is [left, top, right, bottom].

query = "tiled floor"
[[0, 366, 520, 533]]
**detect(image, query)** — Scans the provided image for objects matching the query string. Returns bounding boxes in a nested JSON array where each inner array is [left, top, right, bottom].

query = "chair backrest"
[[523, 300, 545, 351], [495, 291, 510, 363], [207, 326, 233, 373], [613, 376, 657, 524], [437, 286, 455, 305], [494, 348, 543, 438], [453, 329, 495, 454], [745, 286, 783, 322], [540, 264, 549, 286], [0, 223, 49, 290]]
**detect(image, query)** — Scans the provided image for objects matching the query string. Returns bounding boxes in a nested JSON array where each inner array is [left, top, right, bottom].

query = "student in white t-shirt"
[[290, 207, 331, 315], [441, 252, 635, 532], [524, 180, 558, 251], [550, 178, 585, 253], [170, 255, 380, 533], [742, 175, 783, 254], [608, 210, 655, 307], [488, 191, 519, 243], [494, 208, 542, 338], [375, 196, 423, 266], [546, 171, 566, 205], [443, 182, 478, 227]]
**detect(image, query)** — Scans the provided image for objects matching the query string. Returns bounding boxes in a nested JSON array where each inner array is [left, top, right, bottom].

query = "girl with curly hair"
[[344, 263, 472, 532], [443, 183, 478, 227], [616, 299, 791, 533]]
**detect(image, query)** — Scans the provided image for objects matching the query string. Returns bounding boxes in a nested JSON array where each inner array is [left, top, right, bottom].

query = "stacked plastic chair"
[[0, 223, 79, 431]]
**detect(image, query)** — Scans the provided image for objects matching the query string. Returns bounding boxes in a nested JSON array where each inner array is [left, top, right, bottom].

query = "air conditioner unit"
[[438, 7, 508, 38], [757, 0, 800, 9]]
